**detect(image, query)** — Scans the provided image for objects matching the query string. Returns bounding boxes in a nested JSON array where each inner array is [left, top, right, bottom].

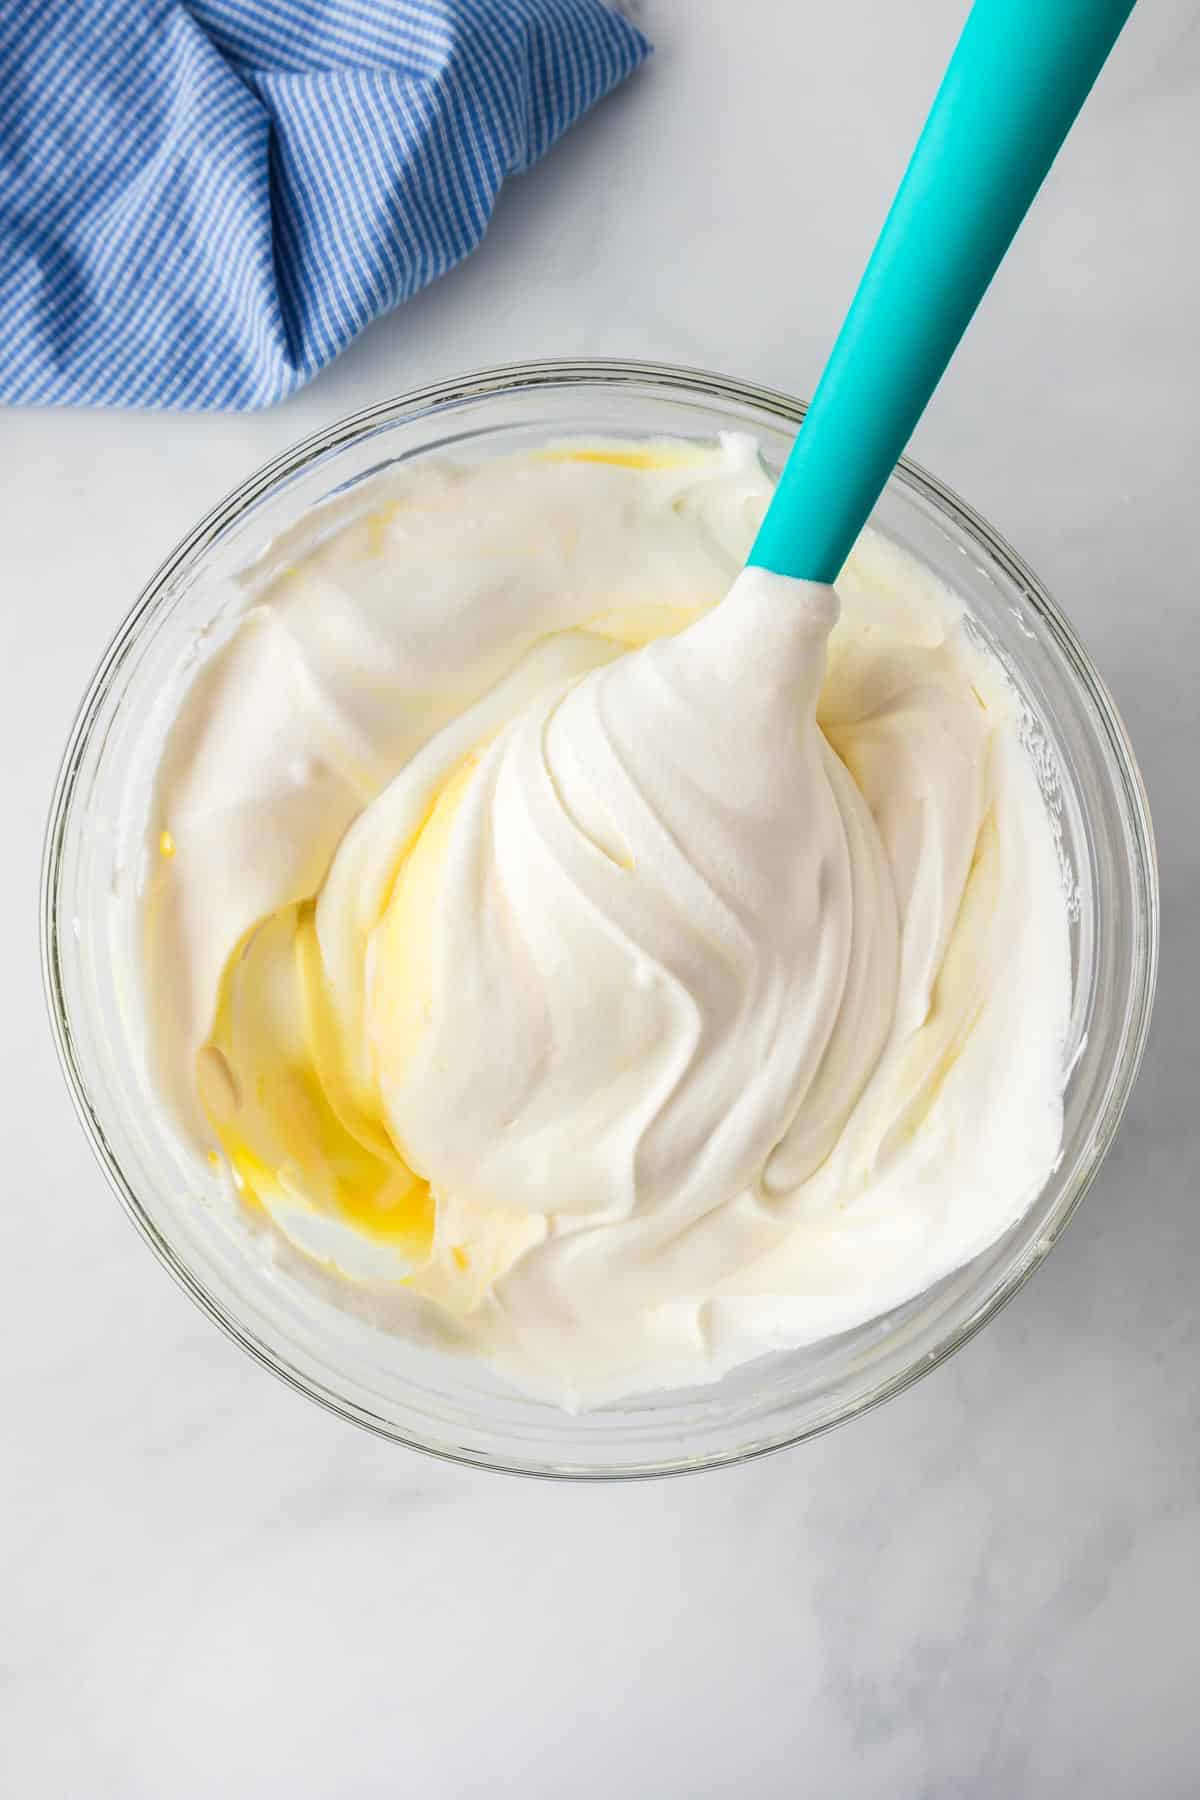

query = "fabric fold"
[[0, 0, 649, 409]]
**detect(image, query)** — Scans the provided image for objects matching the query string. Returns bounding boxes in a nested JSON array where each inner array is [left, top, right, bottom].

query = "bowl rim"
[[40, 357, 1160, 1479]]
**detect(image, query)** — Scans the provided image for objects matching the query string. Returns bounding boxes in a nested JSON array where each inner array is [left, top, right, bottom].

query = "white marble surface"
[[5, 2, 1199, 1792]]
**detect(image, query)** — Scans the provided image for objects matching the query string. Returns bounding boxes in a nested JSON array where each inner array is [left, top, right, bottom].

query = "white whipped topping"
[[144, 438, 1071, 1404], [368, 572, 891, 1235]]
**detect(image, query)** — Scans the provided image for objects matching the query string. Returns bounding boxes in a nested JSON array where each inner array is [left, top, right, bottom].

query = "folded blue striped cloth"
[[0, 0, 648, 409]]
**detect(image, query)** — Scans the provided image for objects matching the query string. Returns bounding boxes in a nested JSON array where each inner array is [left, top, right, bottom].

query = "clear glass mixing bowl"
[[42, 361, 1158, 1478]]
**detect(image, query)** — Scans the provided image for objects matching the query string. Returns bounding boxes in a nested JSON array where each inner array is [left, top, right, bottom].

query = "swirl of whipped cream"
[[365, 571, 896, 1241]]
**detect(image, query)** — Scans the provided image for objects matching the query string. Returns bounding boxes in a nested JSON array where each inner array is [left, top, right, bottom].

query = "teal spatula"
[[749, 0, 1137, 586]]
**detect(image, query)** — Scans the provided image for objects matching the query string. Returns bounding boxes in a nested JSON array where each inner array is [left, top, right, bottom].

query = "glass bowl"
[[41, 361, 1158, 1478]]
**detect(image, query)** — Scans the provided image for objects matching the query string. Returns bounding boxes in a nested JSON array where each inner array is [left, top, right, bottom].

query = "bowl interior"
[[42, 363, 1157, 1477]]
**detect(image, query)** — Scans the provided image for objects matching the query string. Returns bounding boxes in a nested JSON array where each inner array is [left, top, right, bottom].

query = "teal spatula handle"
[[749, 0, 1136, 585]]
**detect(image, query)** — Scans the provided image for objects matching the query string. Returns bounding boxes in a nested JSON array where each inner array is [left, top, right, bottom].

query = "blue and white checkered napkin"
[[0, 0, 649, 410]]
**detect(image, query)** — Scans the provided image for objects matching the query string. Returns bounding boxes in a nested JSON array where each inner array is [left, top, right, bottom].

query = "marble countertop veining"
[[4, 2, 1199, 1793]]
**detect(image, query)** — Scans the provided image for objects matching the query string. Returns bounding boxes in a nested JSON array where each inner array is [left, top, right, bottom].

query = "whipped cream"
[[144, 438, 1071, 1404]]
